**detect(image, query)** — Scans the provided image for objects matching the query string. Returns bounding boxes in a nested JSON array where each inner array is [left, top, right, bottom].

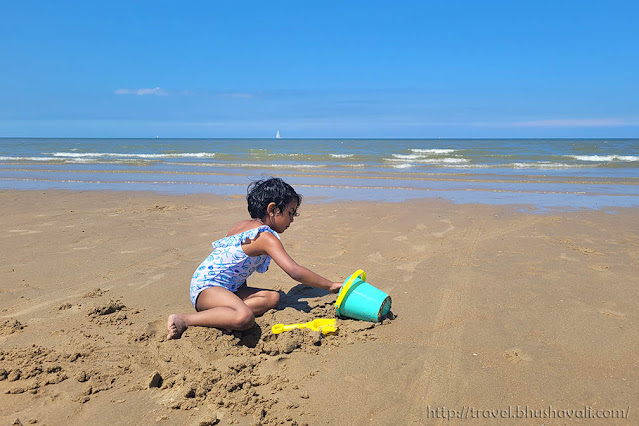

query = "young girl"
[[167, 177, 342, 339]]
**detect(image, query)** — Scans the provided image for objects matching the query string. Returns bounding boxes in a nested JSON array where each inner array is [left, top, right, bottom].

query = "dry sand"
[[1, 190, 637, 425]]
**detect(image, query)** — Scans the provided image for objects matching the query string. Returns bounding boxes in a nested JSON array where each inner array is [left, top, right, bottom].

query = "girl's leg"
[[235, 285, 280, 315], [167, 287, 256, 339]]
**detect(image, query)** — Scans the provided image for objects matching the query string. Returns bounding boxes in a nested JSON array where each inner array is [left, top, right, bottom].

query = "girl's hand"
[[328, 282, 342, 293]]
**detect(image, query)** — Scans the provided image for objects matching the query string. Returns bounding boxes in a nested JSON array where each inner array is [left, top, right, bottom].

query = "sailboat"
[[275, 130, 281, 139]]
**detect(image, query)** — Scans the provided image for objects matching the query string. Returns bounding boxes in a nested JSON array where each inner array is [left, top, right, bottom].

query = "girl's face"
[[270, 200, 299, 233]]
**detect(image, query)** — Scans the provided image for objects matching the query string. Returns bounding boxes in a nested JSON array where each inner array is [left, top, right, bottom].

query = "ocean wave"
[[50, 152, 217, 159], [391, 154, 424, 160], [381, 161, 590, 169], [448, 162, 588, 169], [0, 156, 60, 161], [329, 154, 355, 158], [386, 157, 469, 164], [238, 163, 326, 169], [262, 153, 305, 157], [0, 156, 105, 164], [391, 150, 466, 162], [569, 155, 639, 162], [441, 164, 493, 169], [513, 162, 586, 169], [410, 148, 457, 154], [173, 162, 326, 169]]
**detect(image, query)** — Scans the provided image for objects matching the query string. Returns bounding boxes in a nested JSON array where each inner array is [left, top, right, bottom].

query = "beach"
[[0, 189, 637, 425]]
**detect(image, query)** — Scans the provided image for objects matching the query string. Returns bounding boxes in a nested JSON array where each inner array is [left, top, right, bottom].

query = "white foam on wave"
[[0, 156, 59, 161], [238, 163, 325, 169], [0, 156, 102, 163], [410, 148, 457, 154], [391, 154, 423, 160], [409, 162, 586, 169], [263, 153, 305, 157], [329, 154, 354, 158], [390, 164, 413, 169], [0, 155, 162, 165], [386, 157, 469, 164], [50, 152, 217, 159], [391, 149, 467, 163], [443, 164, 492, 169], [513, 162, 587, 169], [569, 154, 639, 162], [66, 158, 99, 163], [175, 162, 325, 169]]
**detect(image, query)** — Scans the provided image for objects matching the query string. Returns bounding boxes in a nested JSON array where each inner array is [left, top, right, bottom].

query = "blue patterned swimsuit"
[[190, 225, 280, 307]]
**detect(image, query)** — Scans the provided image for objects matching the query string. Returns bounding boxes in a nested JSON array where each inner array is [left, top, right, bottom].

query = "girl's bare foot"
[[166, 314, 188, 340]]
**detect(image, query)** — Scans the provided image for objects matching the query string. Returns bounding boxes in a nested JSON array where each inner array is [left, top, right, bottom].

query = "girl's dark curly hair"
[[246, 177, 302, 219]]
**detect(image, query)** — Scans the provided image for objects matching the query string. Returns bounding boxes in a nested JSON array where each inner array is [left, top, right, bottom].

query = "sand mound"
[[1, 285, 393, 424], [154, 301, 394, 424]]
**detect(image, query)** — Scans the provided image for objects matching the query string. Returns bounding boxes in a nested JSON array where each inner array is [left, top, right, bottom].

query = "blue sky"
[[1, 0, 638, 138]]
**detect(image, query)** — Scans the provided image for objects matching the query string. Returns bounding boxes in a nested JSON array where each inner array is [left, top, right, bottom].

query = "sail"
[[276, 130, 281, 139]]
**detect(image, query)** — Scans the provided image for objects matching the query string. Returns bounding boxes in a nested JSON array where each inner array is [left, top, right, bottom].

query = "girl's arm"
[[256, 233, 342, 292]]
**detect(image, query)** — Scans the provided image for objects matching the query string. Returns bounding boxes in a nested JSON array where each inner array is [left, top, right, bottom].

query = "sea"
[[1, 138, 638, 211]]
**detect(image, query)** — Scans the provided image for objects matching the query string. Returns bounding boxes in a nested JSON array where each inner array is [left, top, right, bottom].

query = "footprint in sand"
[[391, 234, 427, 252], [395, 260, 420, 272], [431, 220, 455, 238], [588, 264, 610, 272], [367, 252, 383, 262], [503, 348, 532, 364], [327, 248, 346, 259], [135, 273, 166, 290], [395, 260, 420, 282]]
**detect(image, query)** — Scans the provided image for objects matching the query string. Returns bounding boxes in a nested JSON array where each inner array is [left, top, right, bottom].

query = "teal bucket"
[[335, 270, 391, 322]]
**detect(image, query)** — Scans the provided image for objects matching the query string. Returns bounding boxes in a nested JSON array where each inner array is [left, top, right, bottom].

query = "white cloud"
[[112, 88, 256, 98], [114, 87, 168, 96]]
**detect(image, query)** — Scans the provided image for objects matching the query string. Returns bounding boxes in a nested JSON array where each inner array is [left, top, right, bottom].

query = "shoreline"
[[2, 137, 638, 211], [1, 175, 639, 211], [1, 189, 637, 425]]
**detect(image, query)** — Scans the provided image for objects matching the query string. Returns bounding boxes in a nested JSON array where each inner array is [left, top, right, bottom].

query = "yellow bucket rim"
[[335, 269, 366, 310]]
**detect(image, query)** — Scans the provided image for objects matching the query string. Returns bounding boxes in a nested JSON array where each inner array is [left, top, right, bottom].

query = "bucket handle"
[[335, 269, 366, 310]]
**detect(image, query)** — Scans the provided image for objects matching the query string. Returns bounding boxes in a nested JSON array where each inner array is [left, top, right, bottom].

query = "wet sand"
[[1, 190, 637, 425]]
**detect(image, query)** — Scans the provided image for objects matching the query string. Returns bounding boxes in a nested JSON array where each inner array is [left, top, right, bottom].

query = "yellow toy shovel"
[[271, 318, 337, 335]]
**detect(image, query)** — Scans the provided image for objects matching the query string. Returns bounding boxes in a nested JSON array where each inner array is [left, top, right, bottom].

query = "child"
[[167, 177, 342, 339]]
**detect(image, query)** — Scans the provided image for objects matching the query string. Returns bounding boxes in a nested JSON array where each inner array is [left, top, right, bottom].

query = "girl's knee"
[[267, 291, 280, 309], [233, 309, 256, 330]]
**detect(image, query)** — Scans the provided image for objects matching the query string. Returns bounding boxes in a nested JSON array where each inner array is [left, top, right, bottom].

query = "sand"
[[0, 189, 637, 425]]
